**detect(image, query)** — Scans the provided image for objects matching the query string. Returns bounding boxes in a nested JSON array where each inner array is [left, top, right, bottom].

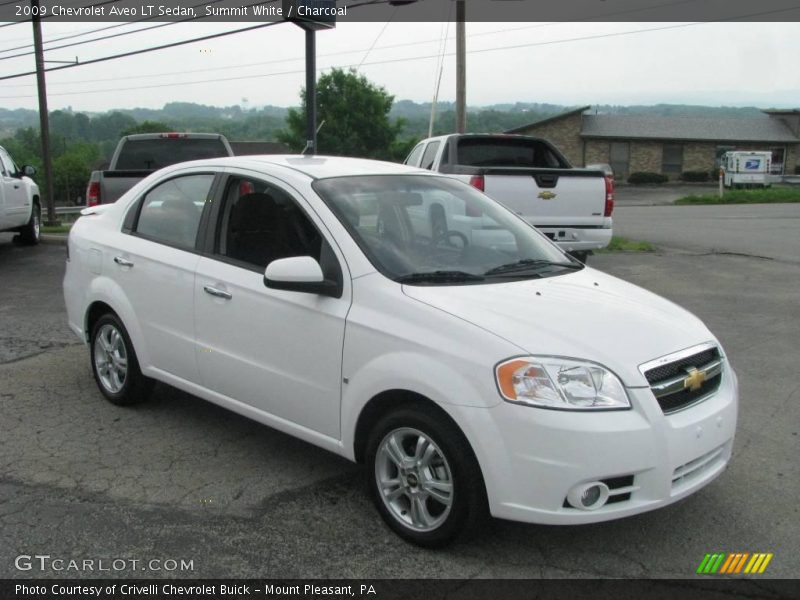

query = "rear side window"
[[456, 138, 567, 168], [133, 174, 214, 249], [115, 138, 229, 170]]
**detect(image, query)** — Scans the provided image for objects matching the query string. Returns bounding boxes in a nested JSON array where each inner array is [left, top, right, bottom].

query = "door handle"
[[113, 256, 134, 267], [203, 285, 232, 300]]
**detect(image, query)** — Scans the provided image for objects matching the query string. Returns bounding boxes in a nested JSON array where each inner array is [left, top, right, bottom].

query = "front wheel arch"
[[364, 400, 489, 546]]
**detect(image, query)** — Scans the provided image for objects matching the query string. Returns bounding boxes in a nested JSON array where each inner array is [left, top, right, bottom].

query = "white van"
[[721, 151, 772, 188]]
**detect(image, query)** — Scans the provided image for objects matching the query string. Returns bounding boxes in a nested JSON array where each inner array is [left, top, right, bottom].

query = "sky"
[[1, 20, 799, 113]]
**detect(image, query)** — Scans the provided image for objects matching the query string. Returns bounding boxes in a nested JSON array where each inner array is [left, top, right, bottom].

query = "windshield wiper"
[[484, 258, 584, 276], [395, 270, 485, 284]]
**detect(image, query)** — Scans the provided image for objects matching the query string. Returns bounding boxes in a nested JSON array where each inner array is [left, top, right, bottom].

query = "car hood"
[[401, 267, 716, 387]]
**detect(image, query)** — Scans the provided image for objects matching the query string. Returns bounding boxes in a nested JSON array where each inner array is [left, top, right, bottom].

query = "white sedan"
[[63, 155, 738, 547]]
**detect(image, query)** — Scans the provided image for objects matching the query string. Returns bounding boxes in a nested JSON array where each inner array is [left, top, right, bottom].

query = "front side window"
[[420, 142, 440, 170], [314, 175, 579, 285], [134, 174, 213, 249], [215, 177, 339, 282], [404, 143, 425, 167], [0, 148, 16, 177]]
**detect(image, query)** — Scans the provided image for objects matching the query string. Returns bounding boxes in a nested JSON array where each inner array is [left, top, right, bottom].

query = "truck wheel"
[[90, 314, 153, 406], [19, 201, 41, 245], [569, 251, 589, 263], [365, 404, 487, 547]]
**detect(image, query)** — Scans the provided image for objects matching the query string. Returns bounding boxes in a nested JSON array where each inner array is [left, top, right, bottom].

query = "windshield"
[[313, 174, 582, 285]]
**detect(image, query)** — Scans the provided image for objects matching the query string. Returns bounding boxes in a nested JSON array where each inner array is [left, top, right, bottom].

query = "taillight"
[[159, 133, 187, 139], [86, 181, 100, 206], [468, 174, 484, 192], [604, 175, 614, 217]]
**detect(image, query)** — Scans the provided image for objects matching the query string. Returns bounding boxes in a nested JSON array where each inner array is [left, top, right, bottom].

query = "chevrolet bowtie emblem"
[[538, 191, 557, 200], [683, 367, 707, 391]]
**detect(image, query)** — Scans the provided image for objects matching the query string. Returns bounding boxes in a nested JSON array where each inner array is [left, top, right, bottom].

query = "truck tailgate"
[[482, 169, 607, 227]]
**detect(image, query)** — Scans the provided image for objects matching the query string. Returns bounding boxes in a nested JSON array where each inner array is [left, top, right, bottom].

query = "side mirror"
[[264, 256, 341, 297], [21, 165, 36, 177]]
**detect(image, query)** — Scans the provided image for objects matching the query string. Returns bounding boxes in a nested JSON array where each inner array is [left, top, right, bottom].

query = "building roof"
[[580, 114, 799, 143], [505, 105, 590, 134]]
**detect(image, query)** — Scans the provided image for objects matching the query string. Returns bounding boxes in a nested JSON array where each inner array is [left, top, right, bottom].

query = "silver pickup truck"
[[85, 133, 233, 206], [0, 145, 40, 245], [404, 134, 614, 262]]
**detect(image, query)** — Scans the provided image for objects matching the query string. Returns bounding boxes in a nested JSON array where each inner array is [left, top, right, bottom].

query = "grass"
[[675, 187, 800, 205], [41, 224, 72, 234], [597, 236, 656, 253]]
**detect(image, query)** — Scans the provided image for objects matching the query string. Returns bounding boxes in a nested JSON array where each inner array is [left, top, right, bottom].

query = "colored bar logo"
[[696, 553, 773, 574]]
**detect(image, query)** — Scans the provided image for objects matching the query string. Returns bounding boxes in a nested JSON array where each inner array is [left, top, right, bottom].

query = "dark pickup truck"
[[85, 133, 233, 206]]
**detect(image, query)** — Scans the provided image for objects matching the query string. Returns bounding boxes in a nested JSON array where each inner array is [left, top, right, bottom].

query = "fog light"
[[567, 482, 610, 510]]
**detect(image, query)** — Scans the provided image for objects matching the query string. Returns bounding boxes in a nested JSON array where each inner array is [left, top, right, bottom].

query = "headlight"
[[495, 357, 630, 410]]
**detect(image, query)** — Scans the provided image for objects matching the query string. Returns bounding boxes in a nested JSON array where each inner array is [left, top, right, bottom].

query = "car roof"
[[179, 155, 429, 180]]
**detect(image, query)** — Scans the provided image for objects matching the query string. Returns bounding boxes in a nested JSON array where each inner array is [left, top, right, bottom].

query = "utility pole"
[[31, 0, 58, 226], [305, 29, 317, 154], [455, 0, 466, 134]]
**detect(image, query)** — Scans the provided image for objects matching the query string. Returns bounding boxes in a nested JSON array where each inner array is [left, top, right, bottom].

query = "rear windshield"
[[115, 138, 229, 170], [456, 137, 568, 168]]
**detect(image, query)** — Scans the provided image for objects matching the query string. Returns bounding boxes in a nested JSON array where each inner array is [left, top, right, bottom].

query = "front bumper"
[[459, 364, 738, 525]]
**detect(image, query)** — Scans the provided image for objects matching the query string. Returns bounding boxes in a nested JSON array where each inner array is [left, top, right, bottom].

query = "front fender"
[[340, 350, 499, 460]]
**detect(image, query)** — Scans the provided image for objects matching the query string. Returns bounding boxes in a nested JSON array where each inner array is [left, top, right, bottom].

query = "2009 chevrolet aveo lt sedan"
[[64, 156, 738, 547]]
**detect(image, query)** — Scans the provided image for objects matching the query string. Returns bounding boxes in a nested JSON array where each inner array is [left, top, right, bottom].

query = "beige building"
[[507, 107, 800, 180]]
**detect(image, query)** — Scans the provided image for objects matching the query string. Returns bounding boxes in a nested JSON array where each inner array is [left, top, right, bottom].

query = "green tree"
[[278, 68, 404, 160], [50, 143, 99, 204], [120, 120, 174, 136]]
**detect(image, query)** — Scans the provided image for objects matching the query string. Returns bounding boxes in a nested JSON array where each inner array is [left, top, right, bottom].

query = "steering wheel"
[[439, 230, 468, 249]]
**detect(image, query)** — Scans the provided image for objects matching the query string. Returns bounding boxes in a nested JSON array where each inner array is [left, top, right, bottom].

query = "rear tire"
[[90, 313, 153, 406], [19, 201, 41, 245], [569, 250, 589, 263], [365, 404, 488, 547]]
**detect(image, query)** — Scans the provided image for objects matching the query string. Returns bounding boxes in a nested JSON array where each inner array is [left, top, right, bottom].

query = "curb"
[[40, 234, 68, 246]]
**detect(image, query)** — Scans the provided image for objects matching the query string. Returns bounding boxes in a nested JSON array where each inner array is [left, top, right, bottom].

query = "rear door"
[[111, 170, 217, 381]]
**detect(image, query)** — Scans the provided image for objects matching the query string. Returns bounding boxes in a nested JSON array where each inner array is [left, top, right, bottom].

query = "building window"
[[609, 142, 630, 178], [770, 147, 786, 174], [661, 144, 684, 174]]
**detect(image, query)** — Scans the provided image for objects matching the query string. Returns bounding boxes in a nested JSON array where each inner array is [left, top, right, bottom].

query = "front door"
[[194, 173, 350, 439], [0, 148, 29, 227]]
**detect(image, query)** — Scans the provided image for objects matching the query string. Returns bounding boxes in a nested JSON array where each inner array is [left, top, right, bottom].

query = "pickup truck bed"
[[404, 134, 614, 260]]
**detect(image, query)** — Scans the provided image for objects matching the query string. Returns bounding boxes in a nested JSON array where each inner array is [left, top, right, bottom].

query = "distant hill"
[[0, 101, 774, 141]]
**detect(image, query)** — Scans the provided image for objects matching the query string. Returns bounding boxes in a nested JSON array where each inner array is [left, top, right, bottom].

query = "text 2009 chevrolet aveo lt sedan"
[[64, 156, 738, 547]]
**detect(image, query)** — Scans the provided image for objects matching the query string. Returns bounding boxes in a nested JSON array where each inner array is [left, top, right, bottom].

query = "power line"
[[0, 0, 260, 60], [0, 21, 751, 99], [0, 22, 602, 89], [0, 20, 284, 82]]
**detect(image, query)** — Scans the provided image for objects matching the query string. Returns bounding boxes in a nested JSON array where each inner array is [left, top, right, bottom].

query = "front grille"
[[644, 347, 718, 384], [643, 346, 723, 414]]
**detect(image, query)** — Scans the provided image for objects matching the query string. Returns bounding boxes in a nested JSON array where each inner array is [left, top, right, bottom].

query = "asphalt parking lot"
[[1, 194, 799, 580]]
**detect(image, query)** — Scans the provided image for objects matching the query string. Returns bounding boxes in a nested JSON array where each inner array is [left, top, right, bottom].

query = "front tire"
[[90, 314, 153, 406], [19, 201, 41, 245], [365, 404, 487, 547]]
